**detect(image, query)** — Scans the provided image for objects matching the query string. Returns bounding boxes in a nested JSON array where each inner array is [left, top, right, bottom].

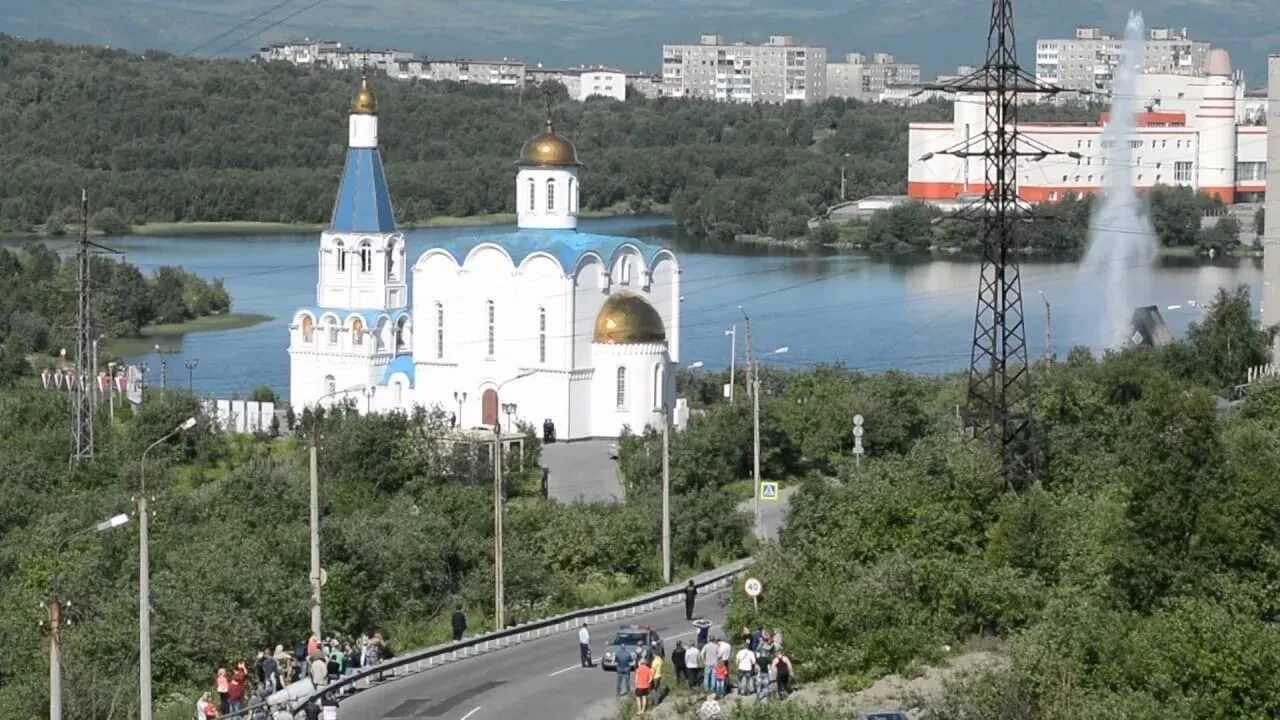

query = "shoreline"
[[101, 313, 274, 356]]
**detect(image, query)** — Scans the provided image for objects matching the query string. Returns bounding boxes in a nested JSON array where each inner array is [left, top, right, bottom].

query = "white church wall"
[[590, 342, 668, 437], [648, 252, 681, 363], [206, 399, 276, 434], [516, 253, 569, 370], [413, 250, 464, 364], [572, 255, 607, 367], [516, 168, 580, 230], [568, 370, 594, 439]]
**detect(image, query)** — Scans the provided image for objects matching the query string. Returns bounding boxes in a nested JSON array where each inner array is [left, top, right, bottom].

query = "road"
[[340, 589, 730, 720], [543, 440, 624, 503]]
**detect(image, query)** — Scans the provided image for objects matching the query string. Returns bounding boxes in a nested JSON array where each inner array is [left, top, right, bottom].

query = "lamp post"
[[107, 362, 117, 422], [184, 359, 199, 392], [725, 326, 737, 404], [752, 346, 789, 541], [307, 384, 365, 640], [491, 370, 533, 630], [50, 513, 130, 720], [661, 402, 671, 583], [153, 344, 178, 396], [139, 417, 197, 720], [452, 391, 467, 428], [501, 402, 517, 433]]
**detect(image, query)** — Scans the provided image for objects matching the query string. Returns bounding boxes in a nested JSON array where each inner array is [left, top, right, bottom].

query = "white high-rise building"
[[661, 33, 827, 104]]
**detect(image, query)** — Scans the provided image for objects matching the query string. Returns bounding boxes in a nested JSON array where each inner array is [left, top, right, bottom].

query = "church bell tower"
[[516, 118, 581, 231]]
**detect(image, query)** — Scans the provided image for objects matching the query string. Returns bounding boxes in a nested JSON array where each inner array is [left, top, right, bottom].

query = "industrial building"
[[1035, 25, 1212, 95], [661, 34, 827, 104], [909, 50, 1265, 205]]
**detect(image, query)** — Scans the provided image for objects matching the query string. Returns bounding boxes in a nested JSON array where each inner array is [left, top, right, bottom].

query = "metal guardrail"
[[279, 558, 753, 713]]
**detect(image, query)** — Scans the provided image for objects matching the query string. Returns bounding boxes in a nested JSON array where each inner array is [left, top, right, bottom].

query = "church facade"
[[289, 78, 680, 439]]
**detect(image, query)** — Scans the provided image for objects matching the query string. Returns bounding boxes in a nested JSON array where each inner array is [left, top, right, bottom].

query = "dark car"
[[858, 712, 909, 720], [600, 624, 665, 671]]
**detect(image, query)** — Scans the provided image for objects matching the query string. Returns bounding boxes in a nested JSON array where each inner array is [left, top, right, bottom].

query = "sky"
[[1, 0, 1277, 84]]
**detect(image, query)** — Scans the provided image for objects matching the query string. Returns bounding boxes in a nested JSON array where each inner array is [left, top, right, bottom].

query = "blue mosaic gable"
[[330, 148, 397, 233], [425, 229, 671, 273], [379, 355, 415, 388]]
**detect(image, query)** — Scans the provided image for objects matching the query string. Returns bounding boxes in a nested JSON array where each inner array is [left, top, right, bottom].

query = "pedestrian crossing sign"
[[760, 481, 779, 500]]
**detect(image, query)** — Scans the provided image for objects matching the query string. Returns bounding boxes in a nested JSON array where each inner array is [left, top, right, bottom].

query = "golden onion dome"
[[351, 75, 377, 115], [593, 293, 666, 345], [518, 118, 582, 167]]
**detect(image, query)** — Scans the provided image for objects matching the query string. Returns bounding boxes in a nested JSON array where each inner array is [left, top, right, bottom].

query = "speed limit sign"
[[744, 577, 763, 597]]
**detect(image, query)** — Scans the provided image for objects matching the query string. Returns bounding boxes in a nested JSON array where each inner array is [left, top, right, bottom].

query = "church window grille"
[[324, 375, 336, 396], [301, 316, 315, 343], [352, 318, 364, 346], [328, 323, 339, 345], [360, 242, 372, 273], [395, 317, 408, 352], [538, 307, 547, 363], [387, 242, 395, 280], [616, 366, 627, 410], [546, 178, 556, 212], [528, 179, 535, 212], [487, 300, 496, 357], [435, 303, 445, 360], [335, 241, 346, 272]]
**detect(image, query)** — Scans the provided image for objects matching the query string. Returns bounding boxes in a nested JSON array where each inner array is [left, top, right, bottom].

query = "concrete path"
[[542, 440, 625, 503]]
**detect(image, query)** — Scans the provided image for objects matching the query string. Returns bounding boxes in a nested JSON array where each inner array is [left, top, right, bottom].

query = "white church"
[[288, 77, 681, 439]]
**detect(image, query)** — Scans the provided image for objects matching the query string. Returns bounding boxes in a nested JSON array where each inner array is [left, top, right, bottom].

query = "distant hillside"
[[0, 0, 1273, 83], [0, 35, 1099, 241]]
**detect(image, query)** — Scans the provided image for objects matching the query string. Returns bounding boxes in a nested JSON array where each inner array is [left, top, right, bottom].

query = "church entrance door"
[[482, 389, 499, 428]]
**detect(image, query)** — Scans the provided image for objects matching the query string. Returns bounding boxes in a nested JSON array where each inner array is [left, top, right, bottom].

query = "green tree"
[[44, 209, 66, 236], [88, 206, 130, 235]]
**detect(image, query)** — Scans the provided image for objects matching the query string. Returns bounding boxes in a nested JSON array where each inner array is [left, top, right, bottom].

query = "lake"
[[26, 216, 1265, 397]]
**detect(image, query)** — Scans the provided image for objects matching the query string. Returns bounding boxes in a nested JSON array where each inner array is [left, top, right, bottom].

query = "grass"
[[101, 313, 273, 356]]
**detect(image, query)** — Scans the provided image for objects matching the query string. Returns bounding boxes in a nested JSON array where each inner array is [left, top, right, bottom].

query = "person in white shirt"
[[578, 622, 592, 667], [734, 647, 757, 696], [684, 643, 702, 688], [716, 638, 731, 664]]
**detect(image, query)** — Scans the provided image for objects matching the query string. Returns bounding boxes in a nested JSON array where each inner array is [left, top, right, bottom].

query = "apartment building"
[[257, 41, 412, 73], [423, 59, 526, 88], [661, 33, 827, 104], [826, 53, 921, 101], [626, 73, 665, 99], [528, 66, 627, 101], [1035, 26, 1211, 95]]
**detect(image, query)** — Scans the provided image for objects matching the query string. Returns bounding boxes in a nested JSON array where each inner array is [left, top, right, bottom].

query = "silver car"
[[600, 624, 664, 671]]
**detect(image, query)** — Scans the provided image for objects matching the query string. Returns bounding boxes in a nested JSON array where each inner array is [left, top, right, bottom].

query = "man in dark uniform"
[[683, 580, 697, 620], [451, 607, 467, 642]]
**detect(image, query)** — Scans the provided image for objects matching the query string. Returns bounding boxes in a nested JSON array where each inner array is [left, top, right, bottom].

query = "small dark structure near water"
[[1130, 306, 1174, 347]]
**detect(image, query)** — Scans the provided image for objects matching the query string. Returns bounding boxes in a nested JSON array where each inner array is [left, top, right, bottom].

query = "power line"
[[186, 0, 297, 57], [209, 0, 330, 58]]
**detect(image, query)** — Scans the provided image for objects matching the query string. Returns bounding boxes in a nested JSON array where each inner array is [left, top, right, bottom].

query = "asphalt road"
[[341, 589, 730, 720], [543, 440, 624, 503]]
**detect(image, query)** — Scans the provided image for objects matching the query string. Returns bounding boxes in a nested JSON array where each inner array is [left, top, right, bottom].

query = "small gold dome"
[[518, 118, 581, 167], [594, 293, 666, 345], [352, 75, 377, 115]]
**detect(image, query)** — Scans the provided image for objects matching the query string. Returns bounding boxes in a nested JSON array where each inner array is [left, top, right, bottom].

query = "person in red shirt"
[[227, 662, 248, 714], [634, 659, 654, 715]]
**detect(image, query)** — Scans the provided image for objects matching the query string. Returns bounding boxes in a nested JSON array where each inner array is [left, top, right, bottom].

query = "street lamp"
[[1037, 291, 1052, 364], [452, 391, 467, 427], [306, 384, 365, 640], [752, 346, 789, 542], [491, 369, 533, 630], [50, 513, 130, 720], [184, 358, 199, 392], [153, 344, 178, 395], [139, 417, 196, 720], [501, 402, 517, 433]]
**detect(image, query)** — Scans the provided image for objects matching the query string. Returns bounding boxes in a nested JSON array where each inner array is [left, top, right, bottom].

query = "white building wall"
[[516, 168, 579, 230], [317, 231, 408, 309], [1265, 55, 1280, 351], [590, 343, 670, 437]]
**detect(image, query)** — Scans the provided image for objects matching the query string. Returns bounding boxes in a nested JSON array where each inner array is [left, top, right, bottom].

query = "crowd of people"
[[194, 632, 389, 719], [603, 620, 795, 716]]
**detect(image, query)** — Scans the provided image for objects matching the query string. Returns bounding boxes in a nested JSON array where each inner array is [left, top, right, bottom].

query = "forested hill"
[[0, 34, 1094, 240]]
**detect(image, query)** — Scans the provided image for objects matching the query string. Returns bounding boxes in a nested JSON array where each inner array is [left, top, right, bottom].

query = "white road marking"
[[548, 664, 581, 677], [459, 706, 482, 720]]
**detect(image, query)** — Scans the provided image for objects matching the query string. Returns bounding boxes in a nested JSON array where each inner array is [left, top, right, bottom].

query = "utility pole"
[[72, 189, 94, 463], [752, 373, 762, 541], [48, 597, 63, 720], [661, 404, 671, 583], [309, 432, 322, 638], [493, 423, 505, 630], [725, 326, 737, 404], [1038, 291, 1052, 364], [185, 358, 199, 392], [740, 308, 754, 401]]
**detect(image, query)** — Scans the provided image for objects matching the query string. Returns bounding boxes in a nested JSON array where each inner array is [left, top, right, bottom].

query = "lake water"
[[24, 217, 1265, 397]]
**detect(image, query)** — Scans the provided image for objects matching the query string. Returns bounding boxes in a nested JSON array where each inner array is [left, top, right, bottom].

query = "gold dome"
[[593, 293, 666, 345], [352, 75, 377, 115], [518, 118, 581, 167]]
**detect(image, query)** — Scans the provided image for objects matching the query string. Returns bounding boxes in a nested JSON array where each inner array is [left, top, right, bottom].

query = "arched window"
[[359, 241, 372, 273], [324, 375, 336, 396], [621, 257, 632, 285], [546, 178, 556, 212], [653, 363, 663, 409], [538, 307, 547, 363], [569, 178, 576, 213], [615, 366, 627, 409], [335, 241, 346, 272], [352, 318, 365, 346], [327, 320, 339, 345], [486, 300, 496, 357], [386, 241, 395, 280], [435, 302, 444, 360], [394, 382, 403, 405], [301, 315, 315, 343], [527, 178, 535, 212], [395, 316, 408, 352]]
